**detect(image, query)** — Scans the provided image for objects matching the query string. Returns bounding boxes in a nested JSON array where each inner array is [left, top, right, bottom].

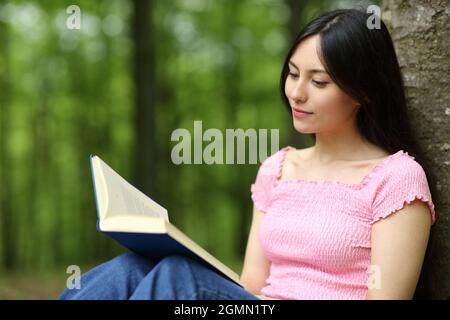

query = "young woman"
[[59, 8, 437, 300]]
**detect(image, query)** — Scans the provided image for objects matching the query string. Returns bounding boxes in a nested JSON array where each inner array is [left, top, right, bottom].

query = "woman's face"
[[285, 35, 360, 134]]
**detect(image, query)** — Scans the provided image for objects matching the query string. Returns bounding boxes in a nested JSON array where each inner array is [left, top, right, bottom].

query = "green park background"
[[0, 0, 381, 298]]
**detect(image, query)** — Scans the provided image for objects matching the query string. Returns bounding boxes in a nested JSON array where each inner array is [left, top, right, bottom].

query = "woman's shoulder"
[[371, 150, 436, 224], [257, 146, 301, 176], [368, 149, 430, 190], [379, 150, 424, 176], [283, 145, 314, 164]]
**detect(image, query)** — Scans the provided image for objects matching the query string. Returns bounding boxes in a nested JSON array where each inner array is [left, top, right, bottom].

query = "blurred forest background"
[[0, 0, 401, 299]]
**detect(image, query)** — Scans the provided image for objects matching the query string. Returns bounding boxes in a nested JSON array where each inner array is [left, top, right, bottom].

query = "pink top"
[[250, 146, 436, 300]]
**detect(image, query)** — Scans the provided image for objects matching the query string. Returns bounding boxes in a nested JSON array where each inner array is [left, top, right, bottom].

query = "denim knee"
[[157, 255, 193, 271], [111, 252, 155, 274]]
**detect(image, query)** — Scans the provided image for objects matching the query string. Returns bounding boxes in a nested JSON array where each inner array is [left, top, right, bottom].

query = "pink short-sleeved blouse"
[[250, 146, 436, 300]]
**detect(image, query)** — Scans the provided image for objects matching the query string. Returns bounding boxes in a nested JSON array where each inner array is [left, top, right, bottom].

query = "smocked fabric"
[[250, 146, 436, 300]]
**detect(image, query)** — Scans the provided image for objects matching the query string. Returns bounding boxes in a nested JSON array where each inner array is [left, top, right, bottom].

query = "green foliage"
[[0, 0, 371, 280]]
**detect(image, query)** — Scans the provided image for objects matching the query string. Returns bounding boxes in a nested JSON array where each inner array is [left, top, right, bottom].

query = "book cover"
[[89, 155, 243, 287]]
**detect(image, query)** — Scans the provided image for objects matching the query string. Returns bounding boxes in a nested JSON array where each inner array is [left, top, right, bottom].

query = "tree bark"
[[383, 0, 450, 299], [0, 19, 13, 271]]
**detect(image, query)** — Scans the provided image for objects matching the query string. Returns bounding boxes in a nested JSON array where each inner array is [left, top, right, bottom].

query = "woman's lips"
[[292, 107, 313, 118]]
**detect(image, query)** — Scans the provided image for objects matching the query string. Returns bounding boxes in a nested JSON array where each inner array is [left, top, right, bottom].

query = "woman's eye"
[[288, 72, 299, 78], [312, 80, 328, 87]]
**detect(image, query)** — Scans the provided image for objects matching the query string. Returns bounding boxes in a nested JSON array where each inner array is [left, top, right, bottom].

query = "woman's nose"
[[289, 81, 307, 103]]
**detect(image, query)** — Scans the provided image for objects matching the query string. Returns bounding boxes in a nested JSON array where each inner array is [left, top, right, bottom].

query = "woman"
[[59, 8, 437, 300]]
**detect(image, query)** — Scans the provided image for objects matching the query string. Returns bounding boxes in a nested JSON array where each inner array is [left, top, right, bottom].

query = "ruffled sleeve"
[[371, 157, 436, 225], [250, 149, 283, 212]]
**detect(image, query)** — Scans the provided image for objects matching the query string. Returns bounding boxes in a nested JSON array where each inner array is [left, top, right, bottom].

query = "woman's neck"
[[310, 130, 388, 164]]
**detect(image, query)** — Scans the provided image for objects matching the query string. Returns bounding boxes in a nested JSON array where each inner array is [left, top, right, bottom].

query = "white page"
[[93, 156, 169, 221]]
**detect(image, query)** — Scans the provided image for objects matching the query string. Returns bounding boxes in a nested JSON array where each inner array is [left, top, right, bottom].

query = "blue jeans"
[[59, 253, 260, 300]]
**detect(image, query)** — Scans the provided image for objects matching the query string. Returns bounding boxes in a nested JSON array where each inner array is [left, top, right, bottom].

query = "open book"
[[90, 155, 242, 287]]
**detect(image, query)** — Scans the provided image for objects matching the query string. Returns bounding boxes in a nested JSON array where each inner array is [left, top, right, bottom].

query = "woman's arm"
[[240, 205, 271, 296], [367, 199, 432, 299]]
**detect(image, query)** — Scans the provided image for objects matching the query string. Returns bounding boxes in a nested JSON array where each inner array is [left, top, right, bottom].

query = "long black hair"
[[280, 8, 439, 299]]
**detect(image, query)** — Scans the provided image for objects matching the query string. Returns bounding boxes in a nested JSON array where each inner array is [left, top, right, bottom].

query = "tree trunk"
[[0, 18, 13, 271], [131, 0, 158, 200], [383, 0, 450, 299], [221, 0, 249, 262]]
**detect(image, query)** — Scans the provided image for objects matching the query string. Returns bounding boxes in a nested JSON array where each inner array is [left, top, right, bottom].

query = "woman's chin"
[[293, 121, 314, 134]]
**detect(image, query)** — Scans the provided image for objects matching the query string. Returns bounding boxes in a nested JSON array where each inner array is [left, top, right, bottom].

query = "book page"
[[92, 156, 169, 221], [166, 223, 242, 286], [99, 215, 167, 233]]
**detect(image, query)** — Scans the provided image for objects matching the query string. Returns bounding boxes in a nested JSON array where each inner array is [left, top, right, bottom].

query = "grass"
[[0, 273, 66, 299], [0, 258, 244, 299], [0, 264, 97, 300]]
